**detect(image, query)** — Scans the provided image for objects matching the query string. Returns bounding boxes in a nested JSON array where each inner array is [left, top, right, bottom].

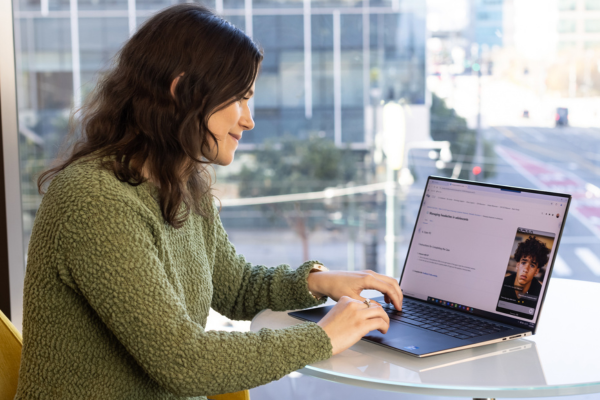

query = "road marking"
[[574, 247, 600, 276], [495, 127, 600, 176], [523, 127, 547, 143], [552, 255, 573, 277], [495, 145, 600, 242]]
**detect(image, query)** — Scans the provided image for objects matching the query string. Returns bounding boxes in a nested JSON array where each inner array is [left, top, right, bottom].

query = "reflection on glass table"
[[313, 339, 545, 389], [251, 278, 600, 399]]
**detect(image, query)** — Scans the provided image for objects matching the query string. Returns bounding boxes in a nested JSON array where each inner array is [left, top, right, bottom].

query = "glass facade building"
[[12, 0, 426, 255], [473, 0, 504, 47]]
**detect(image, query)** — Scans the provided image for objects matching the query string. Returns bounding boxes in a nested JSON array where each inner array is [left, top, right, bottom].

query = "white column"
[[303, 0, 312, 119], [382, 101, 405, 278], [0, 0, 26, 331], [362, 0, 371, 145], [215, 0, 224, 14], [41, 0, 49, 17], [347, 240, 355, 271], [128, 0, 137, 37], [244, 0, 253, 38], [26, 18, 38, 112], [70, 0, 81, 109], [333, 10, 342, 146], [245, 0, 254, 115], [385, 168, 396, 277]]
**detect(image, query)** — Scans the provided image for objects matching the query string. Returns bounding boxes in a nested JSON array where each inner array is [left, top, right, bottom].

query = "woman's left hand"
[[307, 270, 403, 310]]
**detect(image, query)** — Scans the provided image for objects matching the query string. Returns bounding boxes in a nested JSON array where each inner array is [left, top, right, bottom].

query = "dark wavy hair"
[[38, 4, 263, 228], [514, 236, 551, 269]]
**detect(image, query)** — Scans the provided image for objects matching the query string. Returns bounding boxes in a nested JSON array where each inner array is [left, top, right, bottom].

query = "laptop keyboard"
[[377, 299, 510, 340]]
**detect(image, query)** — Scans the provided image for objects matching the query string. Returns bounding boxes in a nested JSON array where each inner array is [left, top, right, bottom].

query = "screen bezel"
[[397, 175, 572, 334]]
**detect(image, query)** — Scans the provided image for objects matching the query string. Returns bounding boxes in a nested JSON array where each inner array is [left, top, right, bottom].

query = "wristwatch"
[[308, 264, 329, 300]]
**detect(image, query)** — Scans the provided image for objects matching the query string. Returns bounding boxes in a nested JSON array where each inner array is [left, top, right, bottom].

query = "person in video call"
[[14, 4, 404, 399], [500, 236, 550, 309]]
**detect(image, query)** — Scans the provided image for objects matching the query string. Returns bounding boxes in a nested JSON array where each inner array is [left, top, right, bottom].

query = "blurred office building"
[[13, 0, 428, 153], [12, 0, 428, 267], [558, 0, 600, 52], [471, 0, 506, 48]]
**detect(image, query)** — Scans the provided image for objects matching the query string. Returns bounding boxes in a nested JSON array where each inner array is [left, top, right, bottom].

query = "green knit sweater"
[[15, 159, 332, 399]]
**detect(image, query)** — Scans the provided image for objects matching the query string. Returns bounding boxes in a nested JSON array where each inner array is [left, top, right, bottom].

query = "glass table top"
[[250, 278, 600, 398]]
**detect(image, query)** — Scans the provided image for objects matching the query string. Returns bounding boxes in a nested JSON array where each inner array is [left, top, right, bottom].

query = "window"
[[586, 0, 600, 10], [559, 0, 577, 11], [13, 1, 426, 268], [476, 11, 502, 22], [558, 19, 577, 33], [558, 40, 577, 50], [585, 41, 600, 49], [585, 19, 600, 32], [11, 0, 600, 288], [8, 1, 600, 396]]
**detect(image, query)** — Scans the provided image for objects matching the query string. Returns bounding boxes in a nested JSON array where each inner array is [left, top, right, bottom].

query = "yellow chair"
[[0, 310, 248, 400], [208, 390, 250, 400], [0, 309, 23, 400]]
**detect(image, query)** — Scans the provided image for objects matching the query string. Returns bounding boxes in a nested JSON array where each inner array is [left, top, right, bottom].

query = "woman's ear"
[[170, 73, 185, 98]]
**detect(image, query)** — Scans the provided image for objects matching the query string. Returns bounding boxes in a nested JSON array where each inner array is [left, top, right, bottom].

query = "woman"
[[15, 4, 402, 399]]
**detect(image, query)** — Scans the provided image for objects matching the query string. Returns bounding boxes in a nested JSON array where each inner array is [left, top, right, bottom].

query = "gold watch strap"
[[308, 264, 328, 300], [310, 264, 328, 273]]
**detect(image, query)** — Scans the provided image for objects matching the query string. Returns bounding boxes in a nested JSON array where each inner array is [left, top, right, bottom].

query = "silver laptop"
[[290, 176, 571, 357]]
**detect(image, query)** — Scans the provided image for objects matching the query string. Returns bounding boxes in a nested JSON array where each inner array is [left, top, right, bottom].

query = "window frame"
[[0, 0, 25, 331]]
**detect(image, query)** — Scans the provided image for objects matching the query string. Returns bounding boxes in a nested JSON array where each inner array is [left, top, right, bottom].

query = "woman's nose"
[[240, 104, 255, 131]]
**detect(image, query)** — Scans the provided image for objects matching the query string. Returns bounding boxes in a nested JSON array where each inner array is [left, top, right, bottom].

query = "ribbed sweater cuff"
[[293, 260, 329, 309]]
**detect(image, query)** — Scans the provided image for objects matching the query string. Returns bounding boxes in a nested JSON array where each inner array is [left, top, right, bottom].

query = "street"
[[489, 126, 600, 283], [406, 125, 600, 285]]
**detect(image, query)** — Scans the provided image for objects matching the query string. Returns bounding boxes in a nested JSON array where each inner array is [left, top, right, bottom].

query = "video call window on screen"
[[496, 228, 554, 320]]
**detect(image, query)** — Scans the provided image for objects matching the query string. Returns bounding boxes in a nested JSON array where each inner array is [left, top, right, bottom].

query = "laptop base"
[[289, 297, 531, 357]]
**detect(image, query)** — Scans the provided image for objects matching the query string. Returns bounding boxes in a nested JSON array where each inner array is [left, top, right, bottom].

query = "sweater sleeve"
[[56, 187, 332, 397], [208, 207, 328, 321]]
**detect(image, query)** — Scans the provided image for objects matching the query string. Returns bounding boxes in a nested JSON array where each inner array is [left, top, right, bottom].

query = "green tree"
[[232, 135, 363, 260], [430, 93, 495, 180]]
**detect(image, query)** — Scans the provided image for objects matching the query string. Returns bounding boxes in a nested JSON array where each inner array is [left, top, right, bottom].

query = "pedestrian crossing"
[[574, 247, 600, 276], [552, 246, 600, 279]]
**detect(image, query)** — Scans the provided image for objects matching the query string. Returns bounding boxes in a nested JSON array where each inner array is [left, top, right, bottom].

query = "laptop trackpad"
[[363, 321, 461, 356]]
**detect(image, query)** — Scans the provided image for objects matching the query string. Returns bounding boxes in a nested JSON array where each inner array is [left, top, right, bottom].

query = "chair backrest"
[[208, 390, 250, 400], [0, 310, 22, 400]]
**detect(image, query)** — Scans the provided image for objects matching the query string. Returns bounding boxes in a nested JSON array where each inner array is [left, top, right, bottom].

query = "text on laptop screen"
[[400, 178, 569, 329]]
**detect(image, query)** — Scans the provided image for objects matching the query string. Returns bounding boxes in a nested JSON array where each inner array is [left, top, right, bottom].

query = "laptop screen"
[[399, 177, 571, 332]]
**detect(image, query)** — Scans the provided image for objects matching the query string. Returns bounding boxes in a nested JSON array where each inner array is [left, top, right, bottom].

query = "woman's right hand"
[[317, 296, 390, 356]]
